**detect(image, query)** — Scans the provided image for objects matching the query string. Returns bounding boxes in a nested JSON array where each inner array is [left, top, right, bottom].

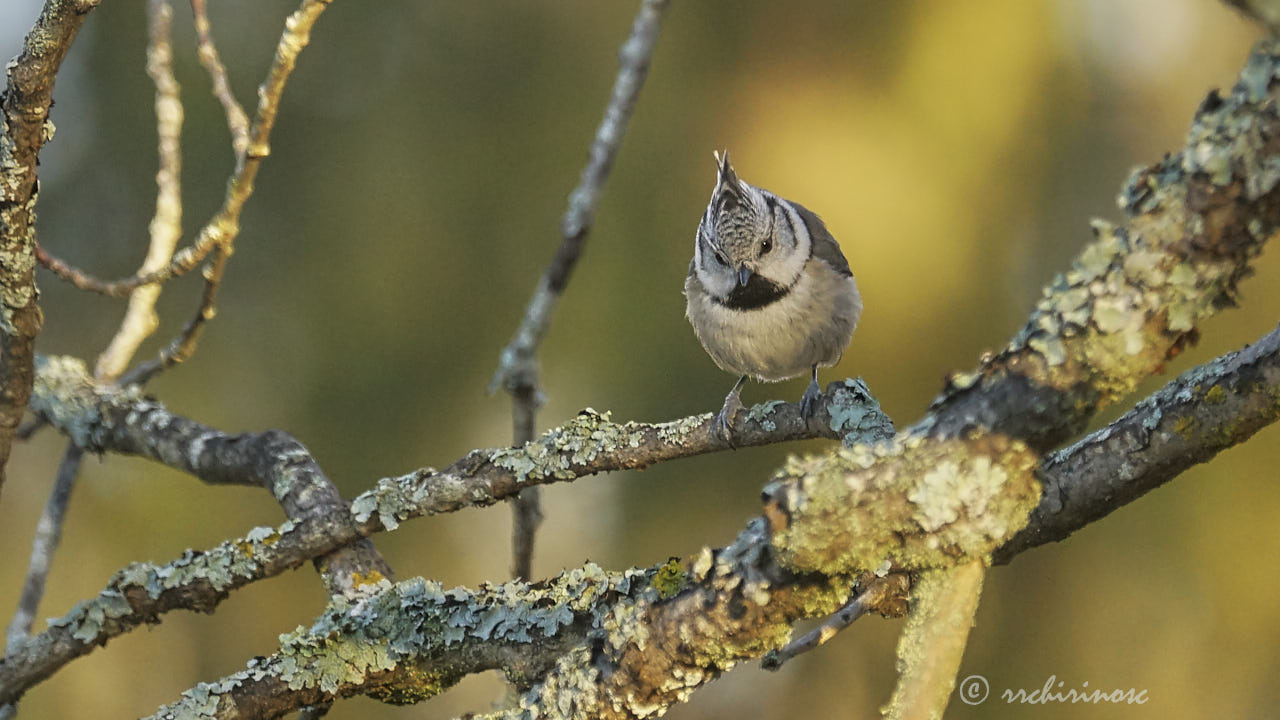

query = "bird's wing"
[[791, 201, 852, 277]]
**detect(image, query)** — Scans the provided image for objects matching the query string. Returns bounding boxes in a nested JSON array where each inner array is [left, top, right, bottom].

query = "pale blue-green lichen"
[[28, 355, 142, 448], [489, 409, 635, 483], [45, 522, 295, 645], [655, 412, 707, 445], [744, 400, 786, 431], [218, 563, 652, 705], [825, 378, 894, 442]]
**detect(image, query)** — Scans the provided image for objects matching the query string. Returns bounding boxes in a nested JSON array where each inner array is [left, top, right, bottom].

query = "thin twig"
[[761, 573, 910, 671], [36, 241, 214, 297], [94, 0, 185, 381], [490, 0, 671, 580], [4, 443, 83, 654], [190, 0, 251, 164], [120, 0, 333, 383], [1, 443, 84, 720]]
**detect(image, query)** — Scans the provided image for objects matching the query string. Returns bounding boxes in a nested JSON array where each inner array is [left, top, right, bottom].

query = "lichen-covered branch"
[[921, 41, 1280, 452], [146, 566, 651, 720], [490, 0, 670, 579], [0, 0, 103, 494], [994, 320, 1280, 564], [496, 37, 1280, 717], [0, 356, 392, 706], [1, 369, 888, 705]]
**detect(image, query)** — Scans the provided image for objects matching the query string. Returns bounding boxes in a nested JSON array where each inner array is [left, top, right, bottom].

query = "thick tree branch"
[[994, 320, 1280, 563], [491, 0, 670, 580], [493, 37, 1280, 717], [0, 0, 103, 494]]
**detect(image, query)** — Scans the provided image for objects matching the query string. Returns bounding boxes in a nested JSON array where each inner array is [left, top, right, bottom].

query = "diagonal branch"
[[190, 0, 251, 164], [0, 0, 104, 494], [994, 320, 1280, 564]]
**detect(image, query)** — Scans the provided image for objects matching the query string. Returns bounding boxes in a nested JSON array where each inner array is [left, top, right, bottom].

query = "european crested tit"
[[684, 151, 862, 441]]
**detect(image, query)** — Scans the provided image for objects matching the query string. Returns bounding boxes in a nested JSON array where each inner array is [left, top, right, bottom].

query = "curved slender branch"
[[190, 0, 251, 164], [94, 0, 185, 381]]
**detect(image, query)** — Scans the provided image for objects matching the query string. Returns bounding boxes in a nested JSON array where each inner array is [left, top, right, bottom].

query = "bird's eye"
[[760, 238, 773, 255]]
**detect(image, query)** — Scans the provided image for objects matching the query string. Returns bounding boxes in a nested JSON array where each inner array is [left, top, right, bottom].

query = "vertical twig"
[[489, 0, 670, 580], [95, 0, 184, 381]]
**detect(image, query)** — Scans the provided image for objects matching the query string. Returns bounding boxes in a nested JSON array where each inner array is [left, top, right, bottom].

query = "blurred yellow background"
[[1, 0, 1277, 717]]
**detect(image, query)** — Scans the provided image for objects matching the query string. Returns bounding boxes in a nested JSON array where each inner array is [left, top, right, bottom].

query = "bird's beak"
[[737, 265, 752, 287]]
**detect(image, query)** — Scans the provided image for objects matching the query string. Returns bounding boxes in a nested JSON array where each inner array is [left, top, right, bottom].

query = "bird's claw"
[[714, 393, 745, 447], [799, 378, 823, 423]]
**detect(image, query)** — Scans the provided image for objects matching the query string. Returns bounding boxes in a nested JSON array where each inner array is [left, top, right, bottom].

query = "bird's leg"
[[714, 375, 748, 445], [799, 365, 822, 421]]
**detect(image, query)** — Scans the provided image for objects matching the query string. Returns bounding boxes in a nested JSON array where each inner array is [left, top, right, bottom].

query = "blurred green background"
[[2, 0, 1278, 717]]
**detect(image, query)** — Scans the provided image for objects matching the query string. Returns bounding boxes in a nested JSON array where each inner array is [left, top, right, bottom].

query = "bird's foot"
[[799, 377, 823, 423], [714, 391, 745, 446]]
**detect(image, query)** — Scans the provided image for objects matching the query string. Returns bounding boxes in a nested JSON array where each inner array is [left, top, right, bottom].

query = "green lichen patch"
[[765, 434, 1041, 576], [652, 557, 687, 599], [242, 563, 645, 706], [489, 408, 638, 484]]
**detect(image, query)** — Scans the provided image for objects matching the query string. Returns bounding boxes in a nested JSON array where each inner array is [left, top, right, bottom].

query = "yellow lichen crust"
[[764, 434, 1041, 576]]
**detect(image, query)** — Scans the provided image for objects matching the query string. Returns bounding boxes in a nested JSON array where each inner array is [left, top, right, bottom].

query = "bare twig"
[[190, 0, 251, 164], [761, 573, 910, 671], [0, 0, 104, 494], [94, 0, 185, 381], [36, 242, 213, 297], [0, 443, 82, 720], [490, 0, 670, 580], [120, 0, 333, 383], [4, 443, 83, 654]]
